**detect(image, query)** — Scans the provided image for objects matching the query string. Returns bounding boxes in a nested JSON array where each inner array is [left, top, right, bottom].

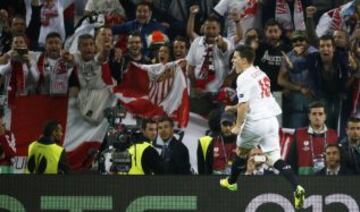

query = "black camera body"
[[100, 105, 141, 174]]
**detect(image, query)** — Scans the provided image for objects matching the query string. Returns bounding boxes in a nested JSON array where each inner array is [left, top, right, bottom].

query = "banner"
[[113, 62, 190, 128]]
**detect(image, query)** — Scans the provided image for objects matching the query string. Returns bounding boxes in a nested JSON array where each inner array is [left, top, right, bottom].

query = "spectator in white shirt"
[[186, 15, 233, 95]]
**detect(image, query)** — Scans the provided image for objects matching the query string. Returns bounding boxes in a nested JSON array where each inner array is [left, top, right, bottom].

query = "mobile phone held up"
[[14, 48, 28, 62]]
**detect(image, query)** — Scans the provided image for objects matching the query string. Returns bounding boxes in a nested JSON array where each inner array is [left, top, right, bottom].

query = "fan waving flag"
[[316, 1, 353, 37], [113, 61, 190, 128]]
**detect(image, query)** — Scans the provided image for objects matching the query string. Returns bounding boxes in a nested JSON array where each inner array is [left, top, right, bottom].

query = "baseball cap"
[[220, 112, 236, 124], [291, 30, 307, 41]]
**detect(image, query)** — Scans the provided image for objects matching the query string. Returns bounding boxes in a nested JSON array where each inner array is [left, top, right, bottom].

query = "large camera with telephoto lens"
[[98, 105, 141, 174]]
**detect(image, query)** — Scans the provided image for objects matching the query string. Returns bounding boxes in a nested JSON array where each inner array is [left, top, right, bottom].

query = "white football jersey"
[[236, 65, 281, 121]]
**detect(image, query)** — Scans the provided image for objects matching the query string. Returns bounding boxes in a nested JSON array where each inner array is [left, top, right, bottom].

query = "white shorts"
[[236, 116, 281, 153]]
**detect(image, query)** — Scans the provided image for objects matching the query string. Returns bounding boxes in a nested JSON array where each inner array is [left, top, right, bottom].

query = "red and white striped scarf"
[[196, 43, 215, 89], [199, 43, 215, 79], [36, 54, 69, 93]]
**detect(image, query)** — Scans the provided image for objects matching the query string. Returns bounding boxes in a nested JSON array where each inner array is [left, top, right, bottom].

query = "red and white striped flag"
[[113, 61, 190, 128]]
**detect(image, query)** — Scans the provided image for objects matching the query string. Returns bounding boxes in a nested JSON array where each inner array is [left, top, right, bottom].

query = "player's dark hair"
[[234, 45, 255, 63]]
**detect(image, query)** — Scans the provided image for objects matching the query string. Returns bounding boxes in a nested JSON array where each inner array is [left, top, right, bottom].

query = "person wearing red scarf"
[[35, 32, 71, 95]]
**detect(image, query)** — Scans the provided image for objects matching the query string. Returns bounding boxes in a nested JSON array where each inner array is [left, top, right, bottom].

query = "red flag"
[[10, 95, 68, 155]]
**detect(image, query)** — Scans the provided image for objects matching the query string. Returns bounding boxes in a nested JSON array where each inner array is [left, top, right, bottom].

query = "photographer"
[[0, 33, 39, 100], [126, 118, 163, 175], [105, 115, 163, 175]]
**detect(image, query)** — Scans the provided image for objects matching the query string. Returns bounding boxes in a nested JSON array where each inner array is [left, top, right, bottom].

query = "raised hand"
[[189, 5, 200, 15], [306, 6, 317, 18]]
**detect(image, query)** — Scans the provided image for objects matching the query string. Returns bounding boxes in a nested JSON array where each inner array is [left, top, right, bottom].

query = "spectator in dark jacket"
[[317, 143, 353, 175], [110, 31, 151, 84], [157, 116, 191, 175], [340, 117, 360, 174], [111, 1, 168, 56], [306, 34, 352, 136], [128, 118, 164, 175]]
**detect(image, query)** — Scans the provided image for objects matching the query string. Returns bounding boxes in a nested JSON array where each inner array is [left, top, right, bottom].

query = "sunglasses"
[[292, 38, 305, 43]]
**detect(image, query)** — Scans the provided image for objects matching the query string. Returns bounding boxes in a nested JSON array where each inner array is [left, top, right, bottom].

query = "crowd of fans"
[[0, 0, 360, 176]]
